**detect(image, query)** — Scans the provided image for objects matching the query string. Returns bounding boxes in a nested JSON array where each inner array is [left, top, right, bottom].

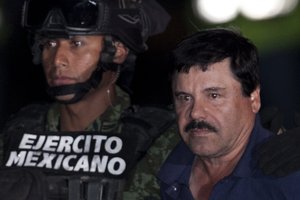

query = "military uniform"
[[0, 86, 180, 200], [123, 125, 179, 200], [46, 86, 130, 133]]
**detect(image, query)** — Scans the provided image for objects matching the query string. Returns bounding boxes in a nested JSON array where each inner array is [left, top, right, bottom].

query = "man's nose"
[[190, 98, 208, 120], [53, 45, 68, 69]]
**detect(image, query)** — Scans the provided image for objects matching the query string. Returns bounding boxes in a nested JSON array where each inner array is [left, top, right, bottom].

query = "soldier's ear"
[[113, 41, 129, 64]]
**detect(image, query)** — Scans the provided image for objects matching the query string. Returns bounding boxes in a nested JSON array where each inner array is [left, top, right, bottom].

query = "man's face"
[[172, 58, 260, 158], [42, 35, 104, 101]]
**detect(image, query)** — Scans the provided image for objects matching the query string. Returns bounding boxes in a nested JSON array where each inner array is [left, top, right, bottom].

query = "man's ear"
[[113, 41, 129, 64], [250, 86, 261, 113]]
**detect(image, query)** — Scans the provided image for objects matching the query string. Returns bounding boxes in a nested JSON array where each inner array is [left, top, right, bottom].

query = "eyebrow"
[[173, 87, 226, 95], [204, 87, 226, 92], [173, 91, 187, 96], [173, 85, 227, 98]]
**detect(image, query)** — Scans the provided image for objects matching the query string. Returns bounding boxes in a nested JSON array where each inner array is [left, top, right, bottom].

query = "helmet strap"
[[47, 64, 105, 104]]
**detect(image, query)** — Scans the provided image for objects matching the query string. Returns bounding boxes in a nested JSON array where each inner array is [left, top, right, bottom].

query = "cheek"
[[42, 48, 53, 64], [176, 108, 189, 133], [76, 54, 99, 71], [221, 99, 252, 130], [42, 52, 53, 73], [78, 63, 98, 81], [42, 62, 52, 81], [68, 57, 98, 81], [175, 102, 192, 119], [177, 117, 190, 144]]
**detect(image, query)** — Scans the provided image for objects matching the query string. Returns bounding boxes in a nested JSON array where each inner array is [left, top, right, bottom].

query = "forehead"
[[172, 58, 240, 90]]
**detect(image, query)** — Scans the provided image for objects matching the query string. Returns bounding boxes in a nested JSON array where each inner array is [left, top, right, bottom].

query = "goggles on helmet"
[[23, 0, 170, 54], [22, 0, 108, 35]]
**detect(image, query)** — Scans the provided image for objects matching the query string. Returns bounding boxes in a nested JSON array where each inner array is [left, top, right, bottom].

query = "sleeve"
[[123, 125, 180, 200]]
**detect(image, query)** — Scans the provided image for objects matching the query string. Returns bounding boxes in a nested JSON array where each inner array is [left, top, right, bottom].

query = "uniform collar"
[[46, 86, 130, 132]]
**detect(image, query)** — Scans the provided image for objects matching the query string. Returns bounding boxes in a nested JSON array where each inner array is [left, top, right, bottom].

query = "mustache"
[[184, 120, 218, 133]]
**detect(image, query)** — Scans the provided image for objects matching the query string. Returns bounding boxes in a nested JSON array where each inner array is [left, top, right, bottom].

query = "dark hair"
[[172, 27, 260, 97]]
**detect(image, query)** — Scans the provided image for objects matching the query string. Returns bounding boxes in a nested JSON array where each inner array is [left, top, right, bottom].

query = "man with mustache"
[[158, 27, 300, 200]]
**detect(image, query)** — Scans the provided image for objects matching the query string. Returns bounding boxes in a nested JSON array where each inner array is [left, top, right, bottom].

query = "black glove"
[[257, 127, 300, 177], [259, 106, 283, 134], [121, 105, 176, 162]]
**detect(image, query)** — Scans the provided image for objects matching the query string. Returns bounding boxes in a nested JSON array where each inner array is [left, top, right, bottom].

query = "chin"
[[55, 94, 76, 102]]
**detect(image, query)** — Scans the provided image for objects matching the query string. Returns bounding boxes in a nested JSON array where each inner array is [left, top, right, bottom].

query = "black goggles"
[[22, 0, 105, 31]]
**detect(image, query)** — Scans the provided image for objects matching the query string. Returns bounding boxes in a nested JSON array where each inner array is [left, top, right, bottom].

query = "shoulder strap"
[[3, 104, 50, 133], [2, 103, 50, 157]]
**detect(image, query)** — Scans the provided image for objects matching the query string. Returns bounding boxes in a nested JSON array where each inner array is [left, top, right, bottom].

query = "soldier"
[[0, 0, 179, 199]]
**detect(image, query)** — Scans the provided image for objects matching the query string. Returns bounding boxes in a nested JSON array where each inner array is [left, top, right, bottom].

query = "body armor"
[[2, 104, 176, 200]]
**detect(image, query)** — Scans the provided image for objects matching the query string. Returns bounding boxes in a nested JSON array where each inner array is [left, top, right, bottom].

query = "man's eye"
[[42, 40, 57, 48], [210, 93, 220, 99], [72, 40, 82, 47], [177, 94, 191, 102]]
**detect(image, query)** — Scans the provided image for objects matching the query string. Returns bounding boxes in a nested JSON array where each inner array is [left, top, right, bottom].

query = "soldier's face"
[[41, 35, 104, 102]]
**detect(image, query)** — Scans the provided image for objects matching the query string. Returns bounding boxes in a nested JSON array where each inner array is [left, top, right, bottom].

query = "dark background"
[[0, 0, 300, 130]]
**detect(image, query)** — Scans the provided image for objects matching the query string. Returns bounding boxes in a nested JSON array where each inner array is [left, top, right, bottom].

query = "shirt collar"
[[158, 140, 194, 185], [158, 116, 273, 184]]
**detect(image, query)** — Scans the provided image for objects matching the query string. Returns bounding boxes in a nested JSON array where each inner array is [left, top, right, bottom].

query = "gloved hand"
[[121, 105, 176, 162], [259, 106, 283, 134], [257, 127, 300, 177]]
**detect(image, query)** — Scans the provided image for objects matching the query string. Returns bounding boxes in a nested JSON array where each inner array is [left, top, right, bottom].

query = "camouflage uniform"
[[0, 86, 180, 199], [46, 86, 130, 133], [123, 125, 179, 200]]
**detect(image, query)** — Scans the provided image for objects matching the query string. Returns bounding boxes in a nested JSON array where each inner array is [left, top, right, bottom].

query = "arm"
[[120, 105, 180, 199], [123, 125, 180, 199], [257, 127, 300, 177]]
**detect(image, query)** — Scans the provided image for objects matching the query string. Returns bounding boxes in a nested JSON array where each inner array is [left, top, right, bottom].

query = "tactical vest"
[[2, 104, 130, 200], [2, 103, 176, 200]]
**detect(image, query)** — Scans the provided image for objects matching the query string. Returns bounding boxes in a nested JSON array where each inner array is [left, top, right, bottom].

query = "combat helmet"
[[22, 0, 170, 103]]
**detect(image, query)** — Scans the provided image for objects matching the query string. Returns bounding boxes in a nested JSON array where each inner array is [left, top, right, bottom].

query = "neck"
[[59, 72, 117, 131], [189, 142, 248, 200]]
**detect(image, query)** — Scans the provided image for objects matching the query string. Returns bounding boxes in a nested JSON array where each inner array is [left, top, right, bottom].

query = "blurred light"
[[193, 0, 239, 23], [240, 0, 297, 20], [280, 0, 299, 14], [193, 0, 299, 23]]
